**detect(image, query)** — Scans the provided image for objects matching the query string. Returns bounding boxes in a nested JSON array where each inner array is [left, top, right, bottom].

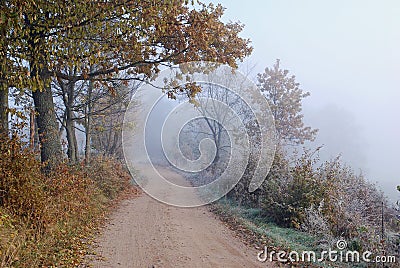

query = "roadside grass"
[[213, 199, 319, 252], [0, 136, 138, 267], [211, 199, 368, 268]]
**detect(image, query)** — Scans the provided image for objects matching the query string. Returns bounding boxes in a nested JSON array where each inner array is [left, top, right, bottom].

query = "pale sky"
[[209, 0, 400, 202]]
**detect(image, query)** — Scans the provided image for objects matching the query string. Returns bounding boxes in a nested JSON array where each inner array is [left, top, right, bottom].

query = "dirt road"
[[90, 167, 271, 268]]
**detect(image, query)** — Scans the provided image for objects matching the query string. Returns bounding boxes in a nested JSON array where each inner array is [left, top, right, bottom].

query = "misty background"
[[209, 0, 400, 202]]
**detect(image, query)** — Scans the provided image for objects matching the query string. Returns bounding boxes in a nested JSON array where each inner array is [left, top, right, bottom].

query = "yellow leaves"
[[5, 0, 251, 94], [0, 11, 6, 25], [82, 72, 89, 80], [188, 98, 199, 106], [0, 213, 13, 228], [167, 91, 176, 99], [113, 65, 119, 74]]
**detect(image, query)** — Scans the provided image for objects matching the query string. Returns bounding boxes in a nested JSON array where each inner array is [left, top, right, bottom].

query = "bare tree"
[[90, 80, 138, 159]]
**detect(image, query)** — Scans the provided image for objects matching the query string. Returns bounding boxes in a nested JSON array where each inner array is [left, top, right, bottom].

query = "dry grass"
[[0, 135, 138, 267]]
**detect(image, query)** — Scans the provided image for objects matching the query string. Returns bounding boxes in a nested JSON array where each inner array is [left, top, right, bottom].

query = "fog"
[[209, 0, 400, 202]]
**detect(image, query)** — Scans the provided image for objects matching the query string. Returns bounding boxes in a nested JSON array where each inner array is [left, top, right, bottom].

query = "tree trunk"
[[0, 86, 8, 134], [28, 23, 62, 169], [73, 126, 78, 162], [0, 22, 8, 135], [65, 81, 78, 164], [65, 116, 78, 163], [85, 78, 93, 164], [30, 108, 35, 149], [29, 108, 40, 152], [65, 110, 78, 164], [57, 76, 79, 164], [32, 84, 63, 169], [109, 129, 120, 157]]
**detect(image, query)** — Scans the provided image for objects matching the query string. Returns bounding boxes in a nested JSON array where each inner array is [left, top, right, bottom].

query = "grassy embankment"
[[0, 136, 138, 267], [212, 199, 369, 268]]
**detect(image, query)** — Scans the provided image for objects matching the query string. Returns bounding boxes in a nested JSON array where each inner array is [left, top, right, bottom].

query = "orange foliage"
[[0, 134, 134, 267]]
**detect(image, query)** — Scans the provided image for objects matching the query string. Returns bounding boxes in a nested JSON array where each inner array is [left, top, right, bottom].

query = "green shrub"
[[261, 149, 326, 229]]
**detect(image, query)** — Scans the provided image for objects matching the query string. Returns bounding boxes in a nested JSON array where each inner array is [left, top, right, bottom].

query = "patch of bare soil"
[[87, 167, 273, 267]]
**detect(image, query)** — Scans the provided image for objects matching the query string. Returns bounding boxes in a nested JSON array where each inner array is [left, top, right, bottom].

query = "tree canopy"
[[1, 0, 252, 168], [2, 0, 252, 89], [257, 59, 318, 145]]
